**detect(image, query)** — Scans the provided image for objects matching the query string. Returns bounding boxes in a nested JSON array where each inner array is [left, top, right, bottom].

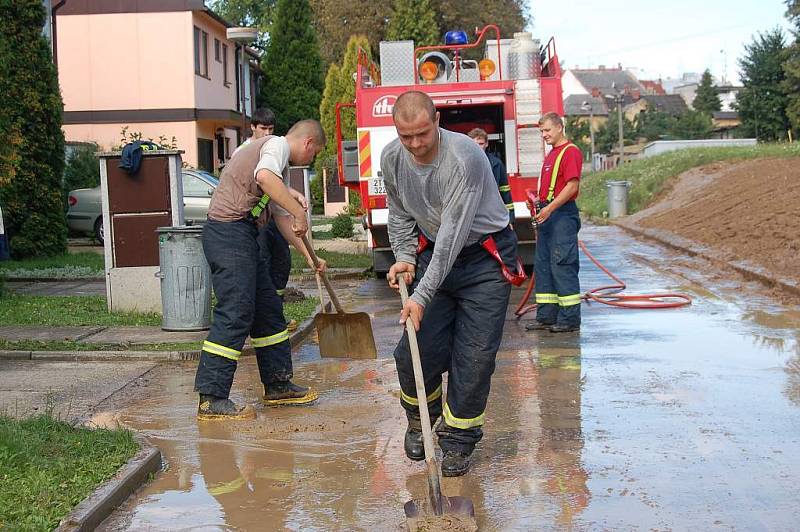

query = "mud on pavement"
[[97, 225, 800, 531]]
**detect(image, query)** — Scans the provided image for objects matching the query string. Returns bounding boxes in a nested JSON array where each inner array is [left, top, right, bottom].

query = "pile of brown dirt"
[[627, 157, 800, 288]]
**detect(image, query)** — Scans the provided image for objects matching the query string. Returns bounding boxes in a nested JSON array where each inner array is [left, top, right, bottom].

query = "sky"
[[528, 0, 793, 85]]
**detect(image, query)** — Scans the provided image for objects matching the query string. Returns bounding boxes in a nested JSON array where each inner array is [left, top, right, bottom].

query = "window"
[[222, 43, 229, 86], [182, 173, 215, 197], [214, 38, 220, 62], [193, 27, 200, 75], [197, 139, 214, 172], [194, 26, 209, 78]]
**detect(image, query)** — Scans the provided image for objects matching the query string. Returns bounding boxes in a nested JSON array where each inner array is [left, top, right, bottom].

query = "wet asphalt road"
[[98, 224, 800, 531]]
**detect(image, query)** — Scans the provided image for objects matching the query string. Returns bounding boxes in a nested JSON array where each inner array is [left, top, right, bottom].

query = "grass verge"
[[0, 414, 138, 531], [0, 296, 161, 326], [0, 252, 104, 279], [0, 298, 319, 349], [578, 143, 800, 218], [290, 249, 371, 271]]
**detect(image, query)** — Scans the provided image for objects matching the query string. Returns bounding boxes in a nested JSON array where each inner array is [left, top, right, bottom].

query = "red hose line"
[[515, 239, 692, 317]]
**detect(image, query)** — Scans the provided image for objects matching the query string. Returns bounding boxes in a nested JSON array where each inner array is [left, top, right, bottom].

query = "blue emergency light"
[[444, 30, 468, 46]]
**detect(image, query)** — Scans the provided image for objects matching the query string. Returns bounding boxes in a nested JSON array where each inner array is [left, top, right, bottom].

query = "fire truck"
[[335, 26, 565, 273]]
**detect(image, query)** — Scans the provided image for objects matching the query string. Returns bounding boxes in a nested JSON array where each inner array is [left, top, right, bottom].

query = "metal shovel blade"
[[314, 311, 377, 359], [404, 496, 477, 531]]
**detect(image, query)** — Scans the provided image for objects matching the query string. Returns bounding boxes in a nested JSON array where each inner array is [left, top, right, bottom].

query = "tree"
[[309, 0, 530, 67], [208, 0, 275, 53], [316, 35, 372, 211], [670, 110, 713, 139], [564, 116, 590, 160], [310, 1, 390, 66], [634, 109, 674, 141], [386, 0, 440, 46], [783, 0, 800, 136], [735, 28, 790, 141], [260, 0, 324, 134], [62, 144, 101, 208], [432, 0, 529, 40], [0, 0, 67, 258], [693, 69, 721, 115], [594, 113, 636, 154]]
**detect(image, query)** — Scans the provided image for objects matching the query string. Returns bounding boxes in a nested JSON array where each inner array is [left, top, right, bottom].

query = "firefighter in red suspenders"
[[383, 91, 526, 477], [526, 112, 583, 333]]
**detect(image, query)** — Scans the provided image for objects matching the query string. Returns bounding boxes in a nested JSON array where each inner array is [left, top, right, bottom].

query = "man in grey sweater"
[[383, 91, 522, 477]]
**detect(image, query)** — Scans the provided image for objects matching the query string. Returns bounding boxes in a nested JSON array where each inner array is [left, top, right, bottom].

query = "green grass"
[[578, 142, 800, 218], [0, 414, 138, 531], [290, 249, 371, 271], [0, 298, 319, 350], [0, 296, 161, 326], [0, 252, 104, 279]]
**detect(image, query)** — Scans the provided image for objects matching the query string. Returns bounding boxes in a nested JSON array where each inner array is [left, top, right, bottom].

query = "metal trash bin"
[[606, 180, 631, 218], [156, 226, 211, 331]]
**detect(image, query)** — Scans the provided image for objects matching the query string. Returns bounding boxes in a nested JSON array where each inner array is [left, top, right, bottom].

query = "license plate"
[[369, 177, 386, 196]]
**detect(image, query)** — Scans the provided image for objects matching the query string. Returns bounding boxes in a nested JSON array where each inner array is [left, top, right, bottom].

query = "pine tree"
[[316, 35, 372, 212], [386, 0, 440, 46], [783, 0, 800, 136], [735, 28, 790, 141], [0, 0, 66, 258], [692, 69, 721, 115], [260, 0, 324, 134]]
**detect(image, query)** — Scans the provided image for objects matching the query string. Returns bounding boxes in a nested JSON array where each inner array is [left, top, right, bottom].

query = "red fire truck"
[[335, 26, 565, 273]]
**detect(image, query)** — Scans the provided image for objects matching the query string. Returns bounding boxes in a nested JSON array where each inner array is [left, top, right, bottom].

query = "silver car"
[[66, 169, 219, 244]]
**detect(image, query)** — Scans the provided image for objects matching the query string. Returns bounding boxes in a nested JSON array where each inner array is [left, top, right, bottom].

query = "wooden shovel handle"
[[399, 279, 443, 513], [301, 233, 344, 314]]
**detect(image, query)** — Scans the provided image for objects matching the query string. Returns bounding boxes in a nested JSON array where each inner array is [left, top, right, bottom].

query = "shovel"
[[398, 278, 476, 530], [301, 234, 377, 359]]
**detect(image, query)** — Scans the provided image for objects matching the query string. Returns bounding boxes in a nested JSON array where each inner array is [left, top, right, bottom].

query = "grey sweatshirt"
[[382, 128, 510, 307]]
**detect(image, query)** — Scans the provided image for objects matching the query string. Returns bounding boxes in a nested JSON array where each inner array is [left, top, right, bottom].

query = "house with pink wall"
[[55, 0, 260, 171]]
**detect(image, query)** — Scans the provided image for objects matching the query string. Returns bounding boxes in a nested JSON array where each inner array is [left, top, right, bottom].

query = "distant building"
[[55, 0, 261, 172], [624, 94, 688, 122], [639, 80, 666, 95], [562, 65, 644, 99], [661, 72, 702, 94]]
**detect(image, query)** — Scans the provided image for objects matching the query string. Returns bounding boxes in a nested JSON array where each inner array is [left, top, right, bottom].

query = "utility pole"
[[617, 94, 624, 164], [582, 100, 596, 170]]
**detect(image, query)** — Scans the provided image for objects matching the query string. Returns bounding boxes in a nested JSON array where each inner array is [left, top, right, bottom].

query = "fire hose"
[[515, 191, 692, 318]]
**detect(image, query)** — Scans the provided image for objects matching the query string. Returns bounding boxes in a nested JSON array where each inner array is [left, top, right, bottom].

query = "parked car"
[[66, 169, 219, 244]]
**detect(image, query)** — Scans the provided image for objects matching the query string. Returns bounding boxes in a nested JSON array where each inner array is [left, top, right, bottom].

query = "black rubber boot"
[[441, 450, 472, 477], [264, 380, 319, 406], [525, 320, 555, 331], [549, 324, 580, 333], [197, 395, 255, 421], [404, 428, 425, 461]]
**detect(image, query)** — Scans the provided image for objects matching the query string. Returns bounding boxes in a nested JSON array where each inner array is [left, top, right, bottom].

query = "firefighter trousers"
[[534, 200, 582, 327], [194, 219, 292, 399], [258, 217, 291, 292], [394, 226, 516, 454]]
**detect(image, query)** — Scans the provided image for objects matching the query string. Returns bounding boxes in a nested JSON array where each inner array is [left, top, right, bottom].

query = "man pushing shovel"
[[382, 91, 524, 476]]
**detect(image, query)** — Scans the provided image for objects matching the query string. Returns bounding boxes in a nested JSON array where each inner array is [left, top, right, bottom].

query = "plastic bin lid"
[[156, 225, 204, 233]]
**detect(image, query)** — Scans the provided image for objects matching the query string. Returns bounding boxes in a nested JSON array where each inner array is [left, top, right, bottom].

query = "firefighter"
[[236, 108, 325, 333], [195, 119, 326, 420], [467, 128, 515, 225], [525, 112, 583, 333], [383, 91, 524, 477]]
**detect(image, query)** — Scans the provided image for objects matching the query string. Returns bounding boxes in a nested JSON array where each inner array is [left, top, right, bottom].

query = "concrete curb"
[[612, 219, 800, 298], [56, 434, 162, 532], [0, 303, 327, 362]]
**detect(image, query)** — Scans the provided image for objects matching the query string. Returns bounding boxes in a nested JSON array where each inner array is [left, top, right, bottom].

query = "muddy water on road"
[[100, 225, 800, 531]]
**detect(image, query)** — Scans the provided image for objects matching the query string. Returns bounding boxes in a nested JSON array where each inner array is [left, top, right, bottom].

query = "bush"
[[331, 212, 354, 238], [0, 0, 67, 259], [63, 143, 100, 208], [310, 170, 324, 215]]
